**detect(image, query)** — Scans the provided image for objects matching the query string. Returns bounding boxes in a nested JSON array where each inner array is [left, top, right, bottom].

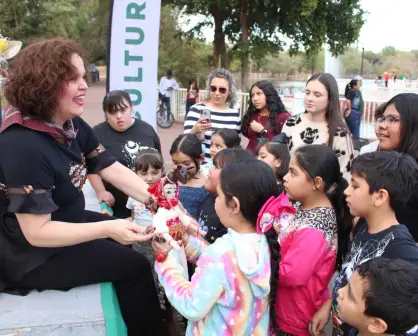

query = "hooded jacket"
[[155, 228, 271, 336]]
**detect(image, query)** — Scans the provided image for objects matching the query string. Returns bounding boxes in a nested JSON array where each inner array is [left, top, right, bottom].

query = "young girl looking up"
[[256, 141, 290, 193], [126, 147, 164, 228], [170, 134, 209, 218], [274, 144, 352, 335], [201, 128, 241, 176], [153, 159, 281, 335], [199, 148, 255, 243]]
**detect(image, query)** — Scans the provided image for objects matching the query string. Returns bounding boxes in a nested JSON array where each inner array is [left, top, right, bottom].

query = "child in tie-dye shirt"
[[153, 159, 281, 336]]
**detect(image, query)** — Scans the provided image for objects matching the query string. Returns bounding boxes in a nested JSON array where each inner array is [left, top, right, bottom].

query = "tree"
[[166, 0, 365, 90]]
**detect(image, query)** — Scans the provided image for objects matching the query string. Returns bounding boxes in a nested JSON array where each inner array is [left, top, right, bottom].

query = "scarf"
[[0, 105, 77, 146], [147, 177, 179, 210]]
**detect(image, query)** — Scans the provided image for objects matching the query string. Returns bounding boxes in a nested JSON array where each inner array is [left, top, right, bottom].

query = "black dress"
[[0, 117, 165, 335], [93, 119, 162, 218]]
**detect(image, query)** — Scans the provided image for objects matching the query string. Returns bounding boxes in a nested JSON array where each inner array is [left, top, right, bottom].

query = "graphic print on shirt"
[[285, 114, 302, 127], [300, 127, 319, 145], [331, 231, 394, 334], [121, 140, 141, 170], [68, 154, 87, 192]]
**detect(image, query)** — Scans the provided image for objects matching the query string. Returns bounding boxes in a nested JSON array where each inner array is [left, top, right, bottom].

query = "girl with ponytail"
[[153, 159, 281, 335], [273, 144, 352, 335]]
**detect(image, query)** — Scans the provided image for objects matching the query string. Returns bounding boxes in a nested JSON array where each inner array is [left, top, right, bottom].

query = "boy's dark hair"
[[357, 258, 418, 334], [352, 151, 418, 209]]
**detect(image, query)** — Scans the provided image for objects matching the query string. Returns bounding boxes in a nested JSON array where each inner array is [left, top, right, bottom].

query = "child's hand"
[[309, 299, 331, 336], [250, 120, 265, 133], [97, 191, 115, 206]]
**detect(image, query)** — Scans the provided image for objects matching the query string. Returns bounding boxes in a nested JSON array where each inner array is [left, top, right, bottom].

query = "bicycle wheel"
[[156, 104, 175, 128]]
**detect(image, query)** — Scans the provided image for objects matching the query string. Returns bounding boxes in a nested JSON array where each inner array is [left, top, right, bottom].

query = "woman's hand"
[[191, 119, 211, 134], [344, 110, 352, 118], [106, 219, 155, 245], [250, 120, 265, 133], [309, 299, 331, 336], [97, 191, 115, 207]]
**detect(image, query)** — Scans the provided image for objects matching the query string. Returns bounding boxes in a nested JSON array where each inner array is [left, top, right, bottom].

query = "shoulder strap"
[[264, 118, 271, 129]]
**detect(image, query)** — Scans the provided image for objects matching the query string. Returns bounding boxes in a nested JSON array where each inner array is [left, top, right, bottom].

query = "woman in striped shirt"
[[183, 68, 241, 161]]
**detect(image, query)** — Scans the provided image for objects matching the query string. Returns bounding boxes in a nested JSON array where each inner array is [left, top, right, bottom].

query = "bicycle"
[[156, 95, 175, 128]]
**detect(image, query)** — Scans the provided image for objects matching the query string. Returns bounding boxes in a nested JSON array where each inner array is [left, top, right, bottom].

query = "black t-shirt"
[[394, 185, 418, 242], [0, 117, 116, 282], [196, 194, 227, 244], [332, 218, 418, 335], [93, 119, 161, 218]]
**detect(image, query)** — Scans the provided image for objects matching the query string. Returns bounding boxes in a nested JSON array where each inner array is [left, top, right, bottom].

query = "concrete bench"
[[0, 283, 126, 336]]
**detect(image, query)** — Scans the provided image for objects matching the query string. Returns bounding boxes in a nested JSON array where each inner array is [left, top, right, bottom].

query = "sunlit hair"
[[205, 68, 237, 108]]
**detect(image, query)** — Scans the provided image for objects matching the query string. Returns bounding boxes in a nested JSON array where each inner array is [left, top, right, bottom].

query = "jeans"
[[345, 110, 361, 138], [162, 96, 171, 119], [185, 100, 194, 118]]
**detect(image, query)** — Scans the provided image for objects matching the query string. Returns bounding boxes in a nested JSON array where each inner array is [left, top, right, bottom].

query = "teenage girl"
[[170, 134, 209, 218], [153, 159, 281, 335], [274, 144, 352, 335], [256, 141, 290, 193], [201, 128, 241, 176]]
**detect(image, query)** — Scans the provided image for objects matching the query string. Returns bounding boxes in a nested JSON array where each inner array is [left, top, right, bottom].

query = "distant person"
[[344, 77, 364, 139], [185, 79, 199, 117], [384, 72, 390, 88], [159, 69, 179, 117], [394, 74, 397, 83]]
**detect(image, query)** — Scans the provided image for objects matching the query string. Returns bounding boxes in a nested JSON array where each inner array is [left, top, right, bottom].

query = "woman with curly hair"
[[184, 68, 241, 161], [0, 38, 167, 335], [242, 80, 291, 153]]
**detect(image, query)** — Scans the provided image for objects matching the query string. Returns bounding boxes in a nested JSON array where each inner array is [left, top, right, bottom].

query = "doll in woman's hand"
[[147, 166, 206, 261]]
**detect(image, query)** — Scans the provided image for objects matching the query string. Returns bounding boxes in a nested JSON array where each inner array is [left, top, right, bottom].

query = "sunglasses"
[[210, 85, 228, 94]]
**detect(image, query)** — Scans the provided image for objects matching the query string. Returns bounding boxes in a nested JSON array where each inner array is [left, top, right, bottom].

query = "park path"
[[82, 82, 183, 165]]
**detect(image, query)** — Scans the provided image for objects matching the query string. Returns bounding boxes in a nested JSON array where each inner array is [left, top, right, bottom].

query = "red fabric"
[[147, 177, 179, 210], [246, 112, 291, 154], [384, 73, 390, 81], [0, 105, 75, 146], [186, 87, 199, 103], [276, 228, 336, 335]]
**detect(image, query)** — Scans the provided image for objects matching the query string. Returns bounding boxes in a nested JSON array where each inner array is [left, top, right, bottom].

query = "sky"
[[181, 0, 418, 53], [359, 0, 418, 52]]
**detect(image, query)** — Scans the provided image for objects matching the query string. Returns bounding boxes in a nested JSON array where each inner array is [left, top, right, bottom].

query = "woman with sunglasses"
[[183, 68, 241, 162], [374, 93, 418, 242]]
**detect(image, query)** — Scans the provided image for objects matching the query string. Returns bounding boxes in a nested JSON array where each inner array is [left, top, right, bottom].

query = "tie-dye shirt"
[[155, 229, 271, 336]]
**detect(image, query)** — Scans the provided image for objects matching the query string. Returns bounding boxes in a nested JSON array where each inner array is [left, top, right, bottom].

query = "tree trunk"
[[240, 0, 249, 92], [211, 7, 228, 68]]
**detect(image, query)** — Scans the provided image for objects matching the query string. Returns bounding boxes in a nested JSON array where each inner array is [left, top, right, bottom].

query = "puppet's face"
[[163, 182, 177, 201]]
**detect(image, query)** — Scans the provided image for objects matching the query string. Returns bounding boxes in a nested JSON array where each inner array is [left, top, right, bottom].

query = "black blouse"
[[0, 117, 116, 284]]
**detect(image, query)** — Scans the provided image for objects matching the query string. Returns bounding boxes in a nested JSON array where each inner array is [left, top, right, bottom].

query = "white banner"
[[107, 0, 161, 129]]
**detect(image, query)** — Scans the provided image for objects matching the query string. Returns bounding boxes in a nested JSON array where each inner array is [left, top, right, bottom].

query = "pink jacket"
[[275, 206, 337, 335]]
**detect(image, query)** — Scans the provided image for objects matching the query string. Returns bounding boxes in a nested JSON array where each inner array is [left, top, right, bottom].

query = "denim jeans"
[[345, 110, 361, 138]]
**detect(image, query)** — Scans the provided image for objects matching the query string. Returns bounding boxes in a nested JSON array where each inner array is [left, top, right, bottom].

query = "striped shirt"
[[184, 103, 241, 159]]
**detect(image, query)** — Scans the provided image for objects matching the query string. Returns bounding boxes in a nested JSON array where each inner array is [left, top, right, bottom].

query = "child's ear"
[[312, 176, 324, 190], [275, 159, 282, 169], [229, 196, 241, 216], [373, 188, 389, 208], [200, 153, 205, 163], [366, 317, 388, 334]]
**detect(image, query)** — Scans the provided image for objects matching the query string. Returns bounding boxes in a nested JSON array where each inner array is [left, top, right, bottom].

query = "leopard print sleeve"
[[333, 127, 356, 182]]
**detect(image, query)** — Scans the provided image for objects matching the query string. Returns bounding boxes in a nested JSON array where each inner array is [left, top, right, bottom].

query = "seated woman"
[[0, 38, 167, 336], [90, 90, 162, 218]]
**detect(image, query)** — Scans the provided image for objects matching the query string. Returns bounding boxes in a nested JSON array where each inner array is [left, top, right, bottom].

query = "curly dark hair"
[[3, 38, 87, 121], [242, 81, 288, 137]]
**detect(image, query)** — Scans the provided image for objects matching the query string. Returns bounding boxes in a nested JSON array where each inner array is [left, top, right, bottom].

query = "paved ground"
[[83, 82, 184, 165]]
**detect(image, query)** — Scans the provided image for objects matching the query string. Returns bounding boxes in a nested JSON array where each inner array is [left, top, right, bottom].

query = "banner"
[[107, 0, 161, 129]]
